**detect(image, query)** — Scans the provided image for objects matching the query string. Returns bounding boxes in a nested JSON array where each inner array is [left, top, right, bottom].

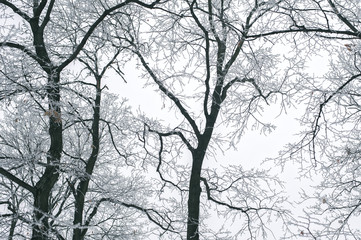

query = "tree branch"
[[143, 124, 188, 191], [147, 124, 195, 152], [134, 50, 202, 139], [0, 0, 31, 22], [222, 1, 263, 75], [312, 73, 361, 139], [0, 167, 35, 194], [82, 197, 177, 237], [327, 0, 359, 33], [0, 42, 46, 66], [40, 0, 56, 30], [103, 119, 128, 160], [33, 0, 49, 19], [58, 0, 162, 71], [200, 177, 280, 216], [188, 0, 211, 118], [247, 28, 359, 39], [221, 77, 271, 104]]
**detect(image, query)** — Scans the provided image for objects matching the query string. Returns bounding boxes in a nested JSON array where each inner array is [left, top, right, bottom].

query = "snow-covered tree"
[[0, 0, 163, 239]]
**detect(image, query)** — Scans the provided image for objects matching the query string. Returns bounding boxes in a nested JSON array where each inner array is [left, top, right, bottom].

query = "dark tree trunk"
[[72, 191, 86, 240], [187, 100, 219, 240], [187, 153, 203, 240], [8, 215, 17, 240], [187, 139, 211, 240], [32, 71, 62, 240], [72, 78, 101, 240]]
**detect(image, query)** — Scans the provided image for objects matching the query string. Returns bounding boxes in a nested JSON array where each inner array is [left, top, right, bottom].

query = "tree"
[[0, 0, 164, 239], [0, 96, 52, 239], [0, 101, 44, 239], [0, 65, 173, 239], [3, 0, 361, 239], [108, 1, 312, 239], [65, 32, 174, 239], [68, 28, 122, 240], [269, 1, 361, 239]]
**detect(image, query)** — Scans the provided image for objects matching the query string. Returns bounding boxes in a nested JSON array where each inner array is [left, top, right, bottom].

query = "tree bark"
[[187, 153, 203, 240], [72, 77, 101, 240], [32, 71, 62, 240], [187, 140, 211, 240], [187, 100, 219, 240]]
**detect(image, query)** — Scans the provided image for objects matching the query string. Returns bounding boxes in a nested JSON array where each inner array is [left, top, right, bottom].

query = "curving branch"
[[40, 0, 56, 30], [58, 0, 162, 71], [134, 50, 202, 139], [221, 76, 272, 104], [0, 42, 46, 66], [200, 177, 278, 214], [144, 124, 188, 191], [327, 0, 359, 33], [147, 124, 195, 152], [103, 119, 128, 160], [247, 28, 360, 39], [82, 197, 177, 237], [0, 167, 35, 194], [188, 0, 211, 118], [312, 73, 361, 139], [0, 0, 31, 22]]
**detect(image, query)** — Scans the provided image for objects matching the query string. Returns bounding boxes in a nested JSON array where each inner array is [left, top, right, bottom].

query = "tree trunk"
[[32, 72, 62, 240], [72, 187, 86, 240], [186, 108, 217, 240], [8, 215, 17, 240], [187, 149, 206, 240], [73, 78, 101, 240], [32, 187, 53, 239]]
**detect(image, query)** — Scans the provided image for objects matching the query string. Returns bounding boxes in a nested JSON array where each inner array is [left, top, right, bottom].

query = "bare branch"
[[58, 0, 163, 71], [0, 167, 35, 194], [0, 42, 46, 66], [83, 197, 177, 236], [0, 0, 31, 22], [327, 0, 359, 33], [134, 50, 202, 139], [312, 73, 361, 139], [40, 0, 56, 30], [247, 28, 360, 39], [188, 0, 211, 117]]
